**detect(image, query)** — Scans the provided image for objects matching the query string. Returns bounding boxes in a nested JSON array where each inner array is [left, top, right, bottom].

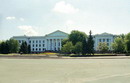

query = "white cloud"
[[6, 16, 16, 20], [53, 1, 79, 14], [18, 25, 39, 36], [19, 18, 24, 21], [6, 17, 25, 21]]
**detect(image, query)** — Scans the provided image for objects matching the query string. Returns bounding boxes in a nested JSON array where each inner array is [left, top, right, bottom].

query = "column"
[[47, 39, 49, 50], [50, 39, 51, 50], [53, 39, 55, 51], [56, 39, 58, 51], [52, 39, 53, 50], [60, 39, 62, 50], [48, 39, 50, 50]]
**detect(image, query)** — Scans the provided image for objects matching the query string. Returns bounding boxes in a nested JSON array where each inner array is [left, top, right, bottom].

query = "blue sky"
[[0, 0, 130, 40]]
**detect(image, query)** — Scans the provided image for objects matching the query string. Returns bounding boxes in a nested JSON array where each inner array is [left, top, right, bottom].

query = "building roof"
[[45, 30, 68, 37], [12, 30, 68, 38], [94, 32, 114, 36]]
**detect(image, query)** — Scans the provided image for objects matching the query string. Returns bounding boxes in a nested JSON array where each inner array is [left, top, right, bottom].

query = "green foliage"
[[73, 42, 82, 54], [125, 33, 130, 53], [69, 30, 87, 45], [19, 41, 28, 54], [97, 42, 108, 53], [8, 39, 19, 53], [86, 30, 94, 55], [28, 45, 31, 54], [61, 41, 74, 54], [0, 42, 1, 53], [0, 41, 9, 54], [112, 37, 125, 53], [62, 38, 69, 46], [0, 39, 19, 54], [119, 34, 125, 40], [69, 30, 87, 55]]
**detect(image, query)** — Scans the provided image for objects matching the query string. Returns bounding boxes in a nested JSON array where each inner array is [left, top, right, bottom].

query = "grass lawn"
[[0, 59, 130, 83]]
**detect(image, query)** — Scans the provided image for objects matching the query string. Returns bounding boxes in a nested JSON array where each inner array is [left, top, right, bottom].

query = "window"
[[39, 48, 41, 51], [43, 44, 44, 47], [43, 48, 45, 51], [103, 39, 105, 42], [33, 40, 34, 43], [59, 42, 60, 46], [39, 40, 41, 43], [99, 39, 101, 42], [36, 40, 38, 43], [107, 39, 109, 42], [19, 40, 21, 43], [36, 48, 37, 51], [36, 44, 38, 47], [33, 48, 34, 51], [39, 44, 41, 47], [29, 40, 31, 43], [43, 40, 44, 43], [33, 44, 34, 47]]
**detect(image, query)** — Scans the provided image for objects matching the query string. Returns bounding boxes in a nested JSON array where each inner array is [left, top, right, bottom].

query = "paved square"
[[0, 59, 130, 83]]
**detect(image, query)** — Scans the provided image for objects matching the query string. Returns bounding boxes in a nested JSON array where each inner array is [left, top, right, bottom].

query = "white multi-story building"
[[12, 30, 68, 53], [93, 32, 116, 51], [12, 30, 116, 53]]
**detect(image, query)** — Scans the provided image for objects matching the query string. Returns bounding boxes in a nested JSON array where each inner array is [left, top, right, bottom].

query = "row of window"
[[18, 40, 45, 43], [19, 40, 25, 43], [99, 39, 110, 42], [32, 44, 45, 47], [29, 40, 45, 43], [32, 48, 45, 51]]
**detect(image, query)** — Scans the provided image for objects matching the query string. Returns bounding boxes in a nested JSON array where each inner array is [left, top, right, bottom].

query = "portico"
[[47, 38, 62, 51]]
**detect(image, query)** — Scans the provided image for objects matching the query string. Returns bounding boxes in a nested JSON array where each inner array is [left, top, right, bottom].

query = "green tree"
[[28, 45, 31, 54], [0, 41, 2, 53], [19, 41, 28, 54], [69, 30, 87, 55], [61, 41, 74, 54], [97, 42, 108, 53], [0, 41, 9, 54], [62, 38, 69, 46], [69, 30, 87, 45], [87, 30, 94, 55], [119, 34, 125, 40], [73, 42, 82, 54], [125, 33, 130, 53], [8, 39, 19, 53], [112, 37, 125, 53]]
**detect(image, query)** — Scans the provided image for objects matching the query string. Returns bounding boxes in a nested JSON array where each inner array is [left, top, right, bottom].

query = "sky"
[[0, 0, 130, 40]]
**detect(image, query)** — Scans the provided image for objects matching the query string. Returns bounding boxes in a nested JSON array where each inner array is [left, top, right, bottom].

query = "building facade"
[[93, 32, 116, 51], [12, 30, 116, 53], [12, 30, 68, 53]]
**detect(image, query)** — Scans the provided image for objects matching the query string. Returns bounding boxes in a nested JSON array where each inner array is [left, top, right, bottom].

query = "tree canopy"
[[69, 30, 87, 45], [68, 30, 88, 55], [19, 41, 29, 54], [61, 41, 74, 54], [86, 30, 94, 55], [73, 42, 82, 54], [112, 37, 125, 53], [97, 42, 108, 53], [125, 33, 130, 53], [0, 39, 19, 54]]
